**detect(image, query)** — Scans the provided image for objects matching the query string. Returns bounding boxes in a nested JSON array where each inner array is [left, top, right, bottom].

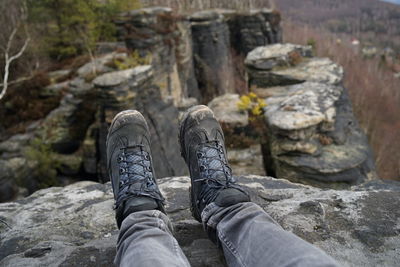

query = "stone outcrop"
[[1, 176, 399, 266], [116, 7, 200, 104], [245, 44, 376, 187], [227, 9, 282, 55], [116, 8, 282, 104], [0, 6, 377, 203], [190, 11, 235, 103], [246, 44, 343, 87]]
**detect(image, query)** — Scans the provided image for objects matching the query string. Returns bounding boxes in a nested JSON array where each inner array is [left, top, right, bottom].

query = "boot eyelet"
[[197, 152, 203, 158], [199, 165, 206, 172], [145, 155, 150, 160], [117, 156, 124, 162], [119, 168, 125, 174]]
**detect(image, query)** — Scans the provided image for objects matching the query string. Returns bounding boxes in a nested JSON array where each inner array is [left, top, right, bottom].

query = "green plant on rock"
[[307, 38, 317, 53], [236, 92, 269, 145], [237, 92, 267, 119], [112, 50, 152, 70], [24, 138, 61, 188]]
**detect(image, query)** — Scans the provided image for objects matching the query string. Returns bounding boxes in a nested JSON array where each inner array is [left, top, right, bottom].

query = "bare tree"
[[0, 0, 30, 100]]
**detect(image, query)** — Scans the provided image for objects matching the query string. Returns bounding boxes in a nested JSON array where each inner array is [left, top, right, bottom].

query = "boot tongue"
[[124, 146, 142, 154]]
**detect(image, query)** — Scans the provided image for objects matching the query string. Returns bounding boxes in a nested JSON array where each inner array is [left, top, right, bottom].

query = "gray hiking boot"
[[179, 105, 250, 222], [106, 110, 165, 228]]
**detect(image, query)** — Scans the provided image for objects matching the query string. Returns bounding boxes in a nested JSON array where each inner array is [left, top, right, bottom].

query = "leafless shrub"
[[0, 0, 30, 100]]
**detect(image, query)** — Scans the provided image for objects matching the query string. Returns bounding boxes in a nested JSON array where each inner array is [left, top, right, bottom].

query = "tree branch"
[[0, 74, 34, 87], [0, 34, 30, 100]]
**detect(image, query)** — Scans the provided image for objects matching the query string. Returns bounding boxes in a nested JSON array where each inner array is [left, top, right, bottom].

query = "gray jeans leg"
[[114, 210, 190, 267], [202, 202, 339, 267]]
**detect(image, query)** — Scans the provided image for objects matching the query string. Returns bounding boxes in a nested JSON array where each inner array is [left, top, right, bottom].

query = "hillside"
[[274, 0, 400, 54]]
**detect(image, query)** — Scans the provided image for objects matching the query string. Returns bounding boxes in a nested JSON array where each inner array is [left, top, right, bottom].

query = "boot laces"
[[115, 145, 164, 209], [195, 140, 244, 205]]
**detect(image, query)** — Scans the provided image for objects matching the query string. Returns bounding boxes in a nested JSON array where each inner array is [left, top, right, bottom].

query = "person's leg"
[[179, 105, 339, 267], [202, 202, 338, 267], [107, 110, 189, 267], [115, 210, 190, 267]]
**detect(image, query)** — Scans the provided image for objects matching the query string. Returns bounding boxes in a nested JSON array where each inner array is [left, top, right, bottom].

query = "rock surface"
[[1, 177, 399, 266], [208, 94, 248, 127], [246, 44, 344, 87], [191, 11, 235, 103], [245, 44, 376, 186], [227, 9, 282, 55]]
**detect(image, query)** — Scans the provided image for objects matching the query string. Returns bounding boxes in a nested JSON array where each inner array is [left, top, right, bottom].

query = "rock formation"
[[1, 177, 399, 266], [0, 7, 377, 202], [0, 7, 283, 202], [244, 43, 376, 187]]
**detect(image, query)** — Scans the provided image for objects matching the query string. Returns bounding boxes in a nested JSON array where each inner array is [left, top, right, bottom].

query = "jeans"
[[115, 202, 339, 267]]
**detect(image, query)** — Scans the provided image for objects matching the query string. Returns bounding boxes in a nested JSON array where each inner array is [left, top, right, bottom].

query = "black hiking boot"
[[179, 105, 250, 222], [106, 110, 165, 228]]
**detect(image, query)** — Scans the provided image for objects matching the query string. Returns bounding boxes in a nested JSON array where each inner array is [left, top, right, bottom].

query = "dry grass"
[[283, 22, 400, 180]]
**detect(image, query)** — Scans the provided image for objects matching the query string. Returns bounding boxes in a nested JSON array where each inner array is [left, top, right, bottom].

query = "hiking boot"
[[179, 105, 250, 222], [107, 110, 165, 228]]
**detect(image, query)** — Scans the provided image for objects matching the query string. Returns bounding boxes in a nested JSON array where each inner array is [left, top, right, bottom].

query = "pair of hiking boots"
[[106, 105, 250, 228]]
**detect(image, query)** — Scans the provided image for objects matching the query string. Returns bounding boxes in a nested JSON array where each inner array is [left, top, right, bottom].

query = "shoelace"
[[115, 145, 164, 209], [195, 140, 244, 205]]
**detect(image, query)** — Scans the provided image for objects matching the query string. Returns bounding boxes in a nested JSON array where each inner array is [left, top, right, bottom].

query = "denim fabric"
[[115, 202, 339, 267], [202, 202, 339, 267], [115, 210, 190, 267]]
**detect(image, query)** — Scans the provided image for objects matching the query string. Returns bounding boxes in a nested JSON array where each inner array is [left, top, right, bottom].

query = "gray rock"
[[261, 84, 376, 186], [0, 134, 32, 159], [191, 11, 235, 103], [246, 44, 343, 87], [77, 53, 125, 78], [264, 82, 342, 131], [269, 58, 344, 86], [118, 7, 199, 105], [41, 81, 69, 97], [245, 43, 313, 70], [226, 9, 282, 55], [227, 145, 266, 176], [1, 177, 399, 266], [47, 70, 71, 82], [35, 91, 96, 154], [208, 94, 248, 127], [0, 158, 36, 202], [244, 43, 375, 186], [93, 66, 152, 88]]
